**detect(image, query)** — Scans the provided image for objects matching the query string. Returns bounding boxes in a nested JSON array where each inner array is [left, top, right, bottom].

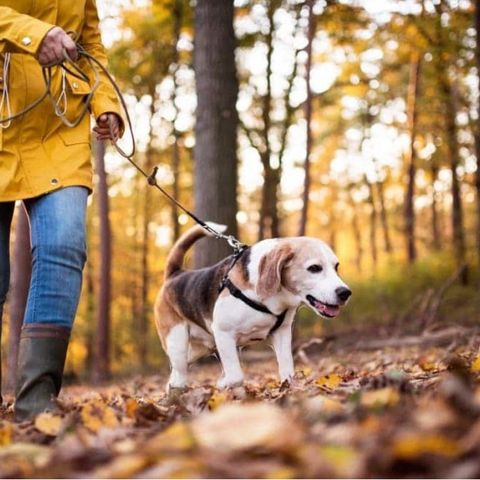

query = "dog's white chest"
[[213, 296, 277, 344], [237, 318, 274, 344]]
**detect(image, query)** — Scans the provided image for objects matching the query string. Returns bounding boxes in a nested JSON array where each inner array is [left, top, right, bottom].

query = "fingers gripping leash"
[[0, 42, 246, 253]]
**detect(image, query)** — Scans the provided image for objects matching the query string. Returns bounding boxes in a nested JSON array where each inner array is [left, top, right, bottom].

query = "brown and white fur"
[[154, 223, 351, 391]]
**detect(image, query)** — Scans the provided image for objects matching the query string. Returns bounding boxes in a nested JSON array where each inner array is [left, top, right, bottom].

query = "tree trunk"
[[194, 0, 239, 268], [347, 187, 363, 273], [434, 1, 467, 284], [140, 148, 152, 369], [6, 206, 31, 392], [139, 93, 157, 369], [84, 249, 95, 376], [298, 0, 315, 236], [258, 1, 276, 241], [170, 0, 182, 242], [430, 160, 442, 250], [440, 78, 467, 283], [404, 53, 421, 263], [365, 175, 378, 268], [93, 139, 111, 382], [376, 178, 392, 255], [475, 0, 480, 280]]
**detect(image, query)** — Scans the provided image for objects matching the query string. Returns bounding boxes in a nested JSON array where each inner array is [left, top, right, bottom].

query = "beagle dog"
[[154, 223, 351, 391]]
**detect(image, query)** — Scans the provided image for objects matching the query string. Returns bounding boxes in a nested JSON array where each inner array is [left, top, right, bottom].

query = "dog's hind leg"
[[165, 322, 190, 391]]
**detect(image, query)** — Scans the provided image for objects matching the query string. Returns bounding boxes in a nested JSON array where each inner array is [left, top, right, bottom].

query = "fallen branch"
[[348, 326, 475, 351], [421, 264, 468, 328]]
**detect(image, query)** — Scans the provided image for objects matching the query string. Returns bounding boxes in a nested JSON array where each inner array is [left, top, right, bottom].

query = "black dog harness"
[[218, 248, 288, 335]]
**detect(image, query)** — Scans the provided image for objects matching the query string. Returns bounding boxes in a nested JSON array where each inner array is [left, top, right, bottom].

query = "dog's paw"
[[216, 375, 244, 390]]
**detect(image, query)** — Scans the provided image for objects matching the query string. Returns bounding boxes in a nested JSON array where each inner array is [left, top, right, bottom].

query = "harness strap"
[[219, 278, 288, 335]]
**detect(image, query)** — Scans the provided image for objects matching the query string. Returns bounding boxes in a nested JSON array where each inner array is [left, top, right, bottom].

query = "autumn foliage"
[[1, 340, 480, 478]]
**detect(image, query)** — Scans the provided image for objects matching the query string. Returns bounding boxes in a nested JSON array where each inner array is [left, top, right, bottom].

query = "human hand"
[[94, 113, 122, 142], [37, 27, 78, 66]]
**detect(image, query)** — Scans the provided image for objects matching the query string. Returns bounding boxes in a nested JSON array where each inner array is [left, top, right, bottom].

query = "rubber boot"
[[14, 324, 71, 422]]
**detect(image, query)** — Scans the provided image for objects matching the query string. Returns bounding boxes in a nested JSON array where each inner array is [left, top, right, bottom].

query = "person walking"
[[0, 0, 123, 421]]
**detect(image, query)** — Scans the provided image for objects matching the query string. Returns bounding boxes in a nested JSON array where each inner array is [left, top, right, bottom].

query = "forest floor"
[[1, 324, 480, 479]]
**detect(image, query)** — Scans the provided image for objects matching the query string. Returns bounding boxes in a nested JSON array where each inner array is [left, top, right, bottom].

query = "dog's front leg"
[[212, 325, 244, 389], [271, 310, 295, 382]]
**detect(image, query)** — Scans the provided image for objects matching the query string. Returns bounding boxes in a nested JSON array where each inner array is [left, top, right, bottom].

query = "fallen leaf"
[[304, 395, 345, 418], [318, 444, 364, 478], [34, 412, 63, 436], [471, 355, 480, 373], [418, 352, 439, 372], [92, 453, 151, 478], [125, 398, 138, 418], [0, 421, 14, 446], [207, 391, 228, 410], [80, 400, 119, 432], [146, 422, 195, 454], [191, 402, 304, 454], [361, 387, 400, 409], [315, 373, 342, 390], [392, 433, 462, 459]]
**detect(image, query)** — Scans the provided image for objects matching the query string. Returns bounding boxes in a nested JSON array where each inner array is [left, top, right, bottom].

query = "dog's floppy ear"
[[256, 244, 294, 299]]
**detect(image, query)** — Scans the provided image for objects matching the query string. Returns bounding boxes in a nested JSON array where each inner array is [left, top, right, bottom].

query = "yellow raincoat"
[[0, 0, 122, 201]]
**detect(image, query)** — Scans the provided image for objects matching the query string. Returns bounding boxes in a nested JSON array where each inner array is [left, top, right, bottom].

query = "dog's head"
[[256, 238, 351, 318]]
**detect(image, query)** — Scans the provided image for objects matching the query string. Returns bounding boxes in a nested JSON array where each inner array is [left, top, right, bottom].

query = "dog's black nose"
[[336, 287, 352, 303]]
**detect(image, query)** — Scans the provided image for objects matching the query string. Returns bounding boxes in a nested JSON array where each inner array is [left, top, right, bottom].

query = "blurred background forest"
[[2, 0, 480, 386]]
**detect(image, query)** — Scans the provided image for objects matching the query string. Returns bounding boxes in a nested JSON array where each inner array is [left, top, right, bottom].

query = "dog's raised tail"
[[164, 222, 227, 279]]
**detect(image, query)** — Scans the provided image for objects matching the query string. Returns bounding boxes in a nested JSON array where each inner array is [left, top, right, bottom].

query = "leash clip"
[[227, 235, 245, 253]]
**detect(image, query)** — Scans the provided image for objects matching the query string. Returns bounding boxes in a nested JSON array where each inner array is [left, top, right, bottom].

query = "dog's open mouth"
[[306, 294, 340, 318]]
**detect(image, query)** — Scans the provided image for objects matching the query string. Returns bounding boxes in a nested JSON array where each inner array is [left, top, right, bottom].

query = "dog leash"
[[0, 43, 247, 254], [79, 45, 247, 254]]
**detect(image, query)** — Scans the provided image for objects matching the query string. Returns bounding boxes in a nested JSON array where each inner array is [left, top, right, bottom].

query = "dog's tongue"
[[316, 301, 340, 317]]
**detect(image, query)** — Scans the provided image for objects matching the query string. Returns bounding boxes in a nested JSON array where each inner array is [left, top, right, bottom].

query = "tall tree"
[[258, 0, 276, 241], [93, 139, 111, 382], [475, 0, 480, 278], [404, 52, 421, 263], [170, 0, 183, 242], [299, 0, 316, 237], [434, 1, 468, 284], [194, 0, 239, 267]]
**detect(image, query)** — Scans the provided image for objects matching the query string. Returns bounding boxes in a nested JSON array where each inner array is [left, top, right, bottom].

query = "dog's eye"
[[335, 263, 340, 272], [307, 264, 323, 273]]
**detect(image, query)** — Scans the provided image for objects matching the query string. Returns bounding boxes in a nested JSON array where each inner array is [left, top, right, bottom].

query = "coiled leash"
[[0, 42, 246, 254]]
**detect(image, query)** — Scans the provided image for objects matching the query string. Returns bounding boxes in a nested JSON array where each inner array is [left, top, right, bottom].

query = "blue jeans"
[[0, 187, 88, 329]]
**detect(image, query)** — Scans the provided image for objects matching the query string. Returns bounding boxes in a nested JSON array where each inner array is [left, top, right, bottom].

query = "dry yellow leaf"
[[34, 412, 63, 436], [305, 395, 344, 417], [299, 367, 312, 377], [418, 352, 439, 372], [207, 391, 227, 410], [361, 387, 400, 408], [319, 444, 363, 478], [93, 453, 150, 478], [191, 402, 304, 454], [471, 355, 480, 373], [147, 422, 195, 454], [125, 398, 138, 418], [0, 421, 14, 446], [315, 373, 342, 390], [80, 400, 119, 432], [393, 433, 462, 459], [265, 466, 298, 479]]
